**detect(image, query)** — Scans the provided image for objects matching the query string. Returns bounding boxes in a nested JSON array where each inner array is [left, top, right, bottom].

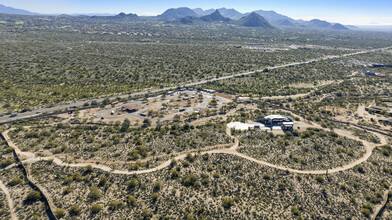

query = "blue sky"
[[1, 0, 392, 25]]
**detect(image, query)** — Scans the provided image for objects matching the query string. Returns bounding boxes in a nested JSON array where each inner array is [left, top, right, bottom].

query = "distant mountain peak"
[[157, 7, 198, 20], [192, 8, 244, 20], [116, 12, 138, 18], [331, 23, 349, 30], [307, 19, 348, 30], [199, 10, 231, 22], [237, 12, 274, 28], [0, 4, 39, 15], [210, 9, 222, 17]]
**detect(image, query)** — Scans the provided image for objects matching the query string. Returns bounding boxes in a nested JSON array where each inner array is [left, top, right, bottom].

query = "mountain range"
[[0, 4, 39, 15], [176, 10, 274, 29], [189, 8, 348, 30], [0, 4, 350, 30]]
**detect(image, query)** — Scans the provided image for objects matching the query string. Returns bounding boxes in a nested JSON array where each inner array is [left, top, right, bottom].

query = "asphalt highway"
[[0, 46, 390, 124]]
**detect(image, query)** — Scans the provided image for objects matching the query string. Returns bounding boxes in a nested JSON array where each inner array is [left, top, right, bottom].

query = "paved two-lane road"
[[0, 46, 390, 124]]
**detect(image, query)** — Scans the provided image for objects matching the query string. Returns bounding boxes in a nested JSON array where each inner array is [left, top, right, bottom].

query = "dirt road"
[[1, 121, 388, 176], [0, 180, 17, 220]]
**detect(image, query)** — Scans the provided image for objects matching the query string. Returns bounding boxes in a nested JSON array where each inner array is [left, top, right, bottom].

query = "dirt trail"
[[371, 187, 391, 220], [54, 142, 231, 165], [2, 130, 36, 160], [0, 179, 17, 220], [1, 121, 388, 176]]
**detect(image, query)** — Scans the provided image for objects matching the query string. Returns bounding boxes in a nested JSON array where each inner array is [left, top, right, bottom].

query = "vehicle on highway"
[[10, 113, 18, 117]]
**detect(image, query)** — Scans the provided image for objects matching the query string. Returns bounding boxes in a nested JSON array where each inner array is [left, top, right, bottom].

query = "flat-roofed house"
[[122, 105, 139, 113]]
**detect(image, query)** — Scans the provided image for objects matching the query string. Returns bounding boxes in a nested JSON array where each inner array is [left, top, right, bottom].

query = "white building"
[[260, 115, 294, 130]]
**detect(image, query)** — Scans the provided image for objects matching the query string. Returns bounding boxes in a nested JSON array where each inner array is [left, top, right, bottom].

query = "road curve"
[[1, 46, 391, 124], [1, 122, 388, 176]]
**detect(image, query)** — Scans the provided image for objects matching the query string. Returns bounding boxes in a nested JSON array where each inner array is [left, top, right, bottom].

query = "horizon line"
[[1, 4, 392, 26]]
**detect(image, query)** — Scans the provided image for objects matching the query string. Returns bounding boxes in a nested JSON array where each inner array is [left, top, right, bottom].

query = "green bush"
[[8, 177, 23, 186], [141, 209, 152, 220], [291, 206, 301, 216], [182, 175, 198, 187], [315, 175, 324, 183], [88, 187, 101, 201], [69, 204, 80, 216], [120, 119, 130, 132], [153, 181, 162, 192], [0, 158, 13, 168], [171, 170, 179, 179], [151, 193, 159, 202], [55, 209, 66, 219], [127, 178, 138, 190], [25, 190, 42, 202], [108, 200, 124, 211], [63, 187, 73, 195], [222, 197, 234, 209], [91, 204, 102, 214], [127, 195, 137, 207]]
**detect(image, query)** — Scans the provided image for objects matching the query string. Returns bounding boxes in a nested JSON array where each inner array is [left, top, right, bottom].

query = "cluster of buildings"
[[228, 115, 294, 132]]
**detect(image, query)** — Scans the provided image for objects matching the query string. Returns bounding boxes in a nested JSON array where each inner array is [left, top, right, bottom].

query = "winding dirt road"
[[1, 122, 388, 176]]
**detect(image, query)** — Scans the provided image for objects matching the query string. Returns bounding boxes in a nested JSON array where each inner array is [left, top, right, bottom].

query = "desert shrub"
[[263, 174, 271, 180], [127, 178, 138, 190], [55, 209, 66, 219], [141, 209, 153, 220], [151, 193, 159, 202], [91, 204, 102, 214], [127, 195, 137, 207], [69, 204, 80, 216], [8, 177, 23, 186], [72, 172, 82, 182], [108, 200, 124, 211], [153, 181, 162, 192], [356, 164, 365, 174], [291, 206, 301, 216], [182, 175, 198, 187], [315, 175, 324, 183], [98, 176, 107, 186], [88, 187, 101, 201], [120, 119, 130, 132], [0, 158, 13, 168], [186, 153, 195, 162], [171, 170, 179, 179], [25, 190, 42, 202], [63, 187, 73, 195], [222, 197, 234, 209]]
